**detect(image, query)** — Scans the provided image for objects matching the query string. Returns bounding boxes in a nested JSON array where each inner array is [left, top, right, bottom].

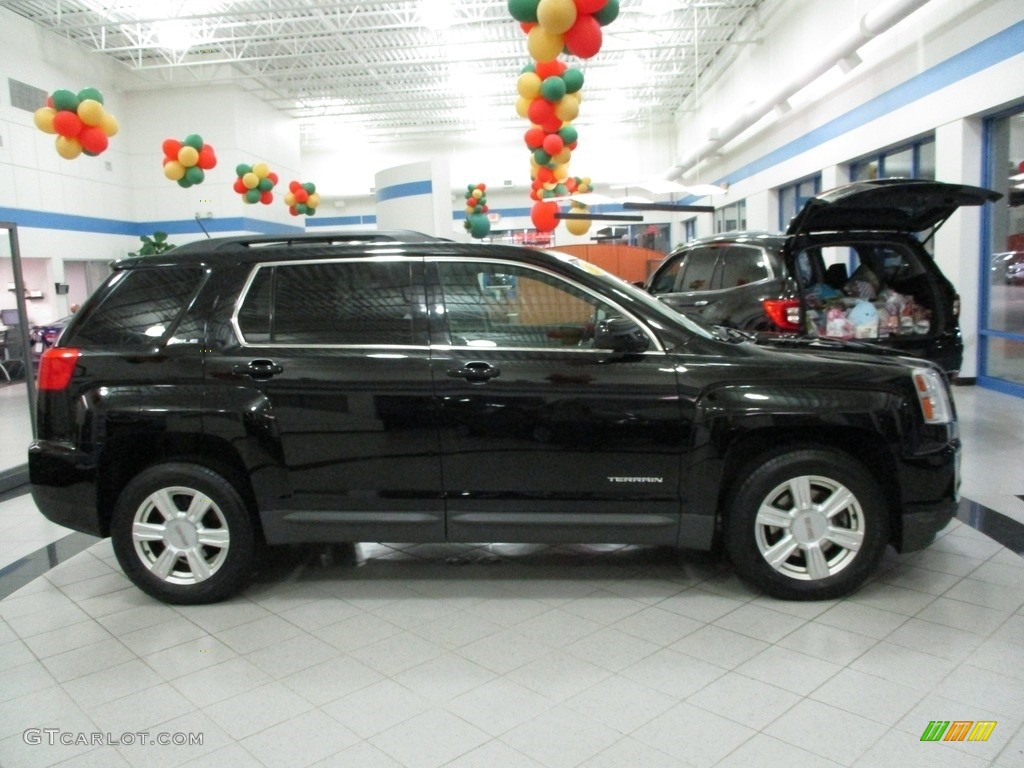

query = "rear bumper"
[[28, 440, 104, 537], [898, 498, 958, 552]]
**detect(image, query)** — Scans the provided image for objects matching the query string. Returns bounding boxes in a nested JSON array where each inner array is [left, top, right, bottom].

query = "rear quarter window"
[[66, 267, 205, 348]]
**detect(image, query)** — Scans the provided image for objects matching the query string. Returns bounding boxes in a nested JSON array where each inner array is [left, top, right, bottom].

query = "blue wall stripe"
[[307, 214, 378, 228], [716, 20, 1024, 190], [375, 180, 432, 203]]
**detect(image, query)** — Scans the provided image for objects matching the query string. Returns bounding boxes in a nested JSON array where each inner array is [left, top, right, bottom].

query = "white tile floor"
[[0, 383, 1022, 768]]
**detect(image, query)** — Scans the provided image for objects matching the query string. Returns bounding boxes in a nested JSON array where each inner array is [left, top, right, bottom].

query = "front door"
[[428, 259, 683, 544]]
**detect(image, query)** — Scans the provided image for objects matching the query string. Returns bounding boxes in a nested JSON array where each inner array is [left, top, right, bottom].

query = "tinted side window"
[[436, 262, 619, 349], [650, 257, 682, 293], [719, 245, 772, 288], [69, 267, 204, 347], [237, 260, 421, 346], [679, 247, 720, 291]]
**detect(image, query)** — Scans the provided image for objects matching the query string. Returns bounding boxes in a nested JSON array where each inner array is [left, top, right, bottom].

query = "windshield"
[[544, 250, 717, 342]]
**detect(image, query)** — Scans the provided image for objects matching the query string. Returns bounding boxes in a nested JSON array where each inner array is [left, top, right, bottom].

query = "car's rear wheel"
[[724, 448, 888, 600], [111, 463, 256, 604]]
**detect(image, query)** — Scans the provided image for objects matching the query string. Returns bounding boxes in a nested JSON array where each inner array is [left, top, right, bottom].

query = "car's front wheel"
[[724, 448, 889, 600], [111, 463, 256, 604]]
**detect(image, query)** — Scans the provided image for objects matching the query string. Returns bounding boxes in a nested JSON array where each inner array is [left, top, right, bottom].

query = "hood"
[[785, 179, 1002, 237]]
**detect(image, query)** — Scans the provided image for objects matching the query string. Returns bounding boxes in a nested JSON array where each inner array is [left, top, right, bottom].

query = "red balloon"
[[233, 178, 246, 194], [267, 172, 279, 185], [260, 191, 273, 205], [477, 183, 487, 191], [524, 127, 545, 149], [162, 138, 182, 159], [536, 167, 555, 184], [564, 14, 603, 58], [294, 188, 309, 204], [542, 134, 565, 156], [520, 21, 536, 33], [542, 115, 563, 133], [531, 201, 560, 232], [78, 125, 108, 154], [197, 145, 217, 170], [289, 180, 301, 192], [574, 0, 606, 13], [527, 98, 555, 125], [535, 60, 567, 79], [52, 110, 83, 139]]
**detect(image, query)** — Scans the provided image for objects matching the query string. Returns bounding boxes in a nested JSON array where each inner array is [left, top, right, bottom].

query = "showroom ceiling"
[[2, 0, 773, 143]]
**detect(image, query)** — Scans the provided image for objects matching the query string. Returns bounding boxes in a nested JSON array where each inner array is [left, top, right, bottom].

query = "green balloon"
[[541, 76, 567, 102], [177, 178, 192, 188], [508, 0, 540, 23], [184, 167, 205, 185], [306, 206, 316, 216], [554, 183, 569, 196], [296, 203, 308, 215], [533, 148, 551, 166], [76, 87, 103, 104], [52, 89, 79, 112], [304, 182, 316, 193], [183, 133, 204, 150], [244, 189, 261, 203], [563, 68, 584, 94], [468, 214, 490, 239], [520, 61, 536, 74], [235, 163, 252, 176], [558, 125, 579, 145], [257, 178, 273, 192], [595, 0, 619, 26]]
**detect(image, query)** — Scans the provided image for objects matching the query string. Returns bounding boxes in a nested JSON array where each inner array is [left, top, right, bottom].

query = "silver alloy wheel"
[[130, 485, 231, 585], [753, 474, 865, 581]]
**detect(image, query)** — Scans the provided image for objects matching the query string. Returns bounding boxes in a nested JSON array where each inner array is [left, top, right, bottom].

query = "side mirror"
[[595, 316, 650, 353]]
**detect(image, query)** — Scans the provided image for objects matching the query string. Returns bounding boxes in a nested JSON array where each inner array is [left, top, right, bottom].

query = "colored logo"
[[920, 721, 997, 742]]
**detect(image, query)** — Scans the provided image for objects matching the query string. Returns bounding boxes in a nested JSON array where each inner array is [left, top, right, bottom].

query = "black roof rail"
[[170, 230, 447, 253]]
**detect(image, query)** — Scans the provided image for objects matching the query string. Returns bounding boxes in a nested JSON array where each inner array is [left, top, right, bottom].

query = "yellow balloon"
[[527, 26, 564, 62], [515, 96, 531, 119], [242, 172, 259, 189], [537, 0, 577, 35], [163, 160, 186, 181], [566, 212, 591, 236], [307, 193, 320, 208], [77, 99, 105, 127], [517, 72, 542, 100], [100, 113, 119, 137], [177, 146, 199, 167], [553, 164, 569, 181], [554, 148, 572, 164], [34, 107, 57, 134], [285, 192, 296, 206], [554, 94, 579, 122], [55, 136, 82, 160], [465, 206, 475, 216], [252, 162, 269, 178]]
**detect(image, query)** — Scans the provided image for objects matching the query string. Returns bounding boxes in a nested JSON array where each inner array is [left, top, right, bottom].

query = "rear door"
[[427, 257, 684, 545], [205, 256, 444, 544]]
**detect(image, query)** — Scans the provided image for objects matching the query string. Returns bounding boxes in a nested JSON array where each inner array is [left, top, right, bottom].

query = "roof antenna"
[[194, 214, 212, 239]]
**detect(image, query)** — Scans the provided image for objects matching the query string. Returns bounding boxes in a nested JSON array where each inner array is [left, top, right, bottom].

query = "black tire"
[[723, 448, 888, 601], [111, 463, 256, 604]]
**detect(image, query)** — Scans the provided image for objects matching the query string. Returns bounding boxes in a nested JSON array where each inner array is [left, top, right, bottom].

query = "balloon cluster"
[[509, 0, 620, 61], [161, 135, 217, 188], [284, 181, 320, 216], [233, 163, 278, 205], [509, 1, 619, 234], [463, 184, 491, 239], [33, 87, 119, 160]]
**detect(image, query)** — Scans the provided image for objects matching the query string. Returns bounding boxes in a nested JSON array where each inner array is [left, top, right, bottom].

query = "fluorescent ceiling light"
[[685, 183, 728, 196], [155, 20, 196, 52], [636, 180, 689, 194]]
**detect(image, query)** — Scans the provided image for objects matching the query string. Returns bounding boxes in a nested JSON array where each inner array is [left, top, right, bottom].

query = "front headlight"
[[912, 367, 953, 424]]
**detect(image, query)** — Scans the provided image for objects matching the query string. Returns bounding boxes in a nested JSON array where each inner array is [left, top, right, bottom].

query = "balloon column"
[[161, 135, 217, 188], [233, 163, 278, 205], [284, 181, 320, 216], [507, 0, 620, 234], [33, 87, 119, 160], [463, 183, 491, 239]]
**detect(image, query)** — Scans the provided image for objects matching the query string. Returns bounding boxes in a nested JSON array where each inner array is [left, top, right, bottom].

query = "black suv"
[[646, 179, 1002, 375], [30, 232, 960, 604]]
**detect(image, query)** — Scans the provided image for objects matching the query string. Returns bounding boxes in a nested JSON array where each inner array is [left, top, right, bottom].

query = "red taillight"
[[762, 299, 802, 331], [37, 348, 80, 391]]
